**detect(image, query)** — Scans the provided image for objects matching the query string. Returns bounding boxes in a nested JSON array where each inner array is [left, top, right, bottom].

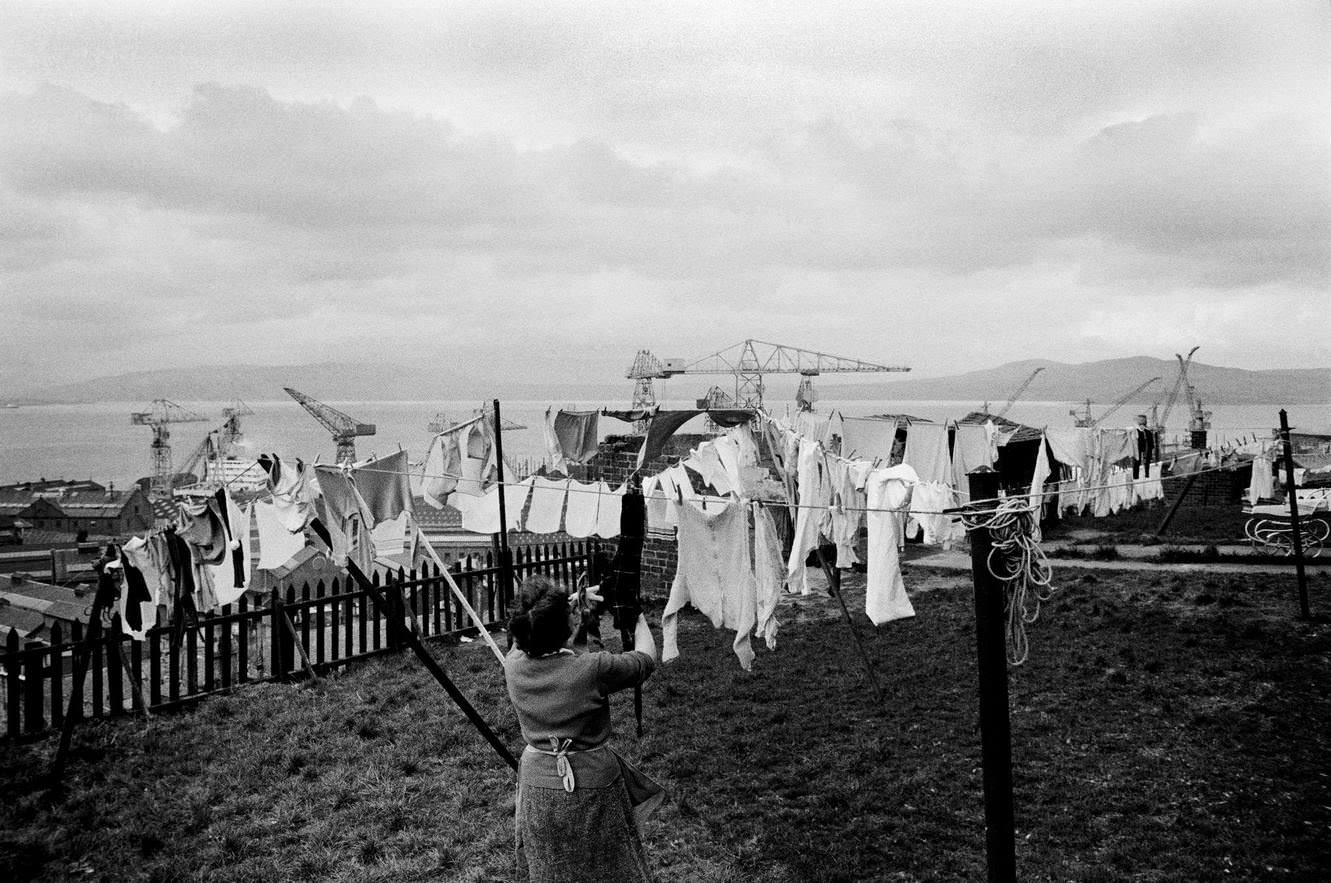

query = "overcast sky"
[[1, 0, 1328, 390]]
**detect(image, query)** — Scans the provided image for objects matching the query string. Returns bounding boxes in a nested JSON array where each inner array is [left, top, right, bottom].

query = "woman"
[[504, 575, 661, 883]]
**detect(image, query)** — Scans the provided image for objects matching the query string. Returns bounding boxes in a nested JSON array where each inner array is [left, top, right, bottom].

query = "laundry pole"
[[493, 399, 515, 611]]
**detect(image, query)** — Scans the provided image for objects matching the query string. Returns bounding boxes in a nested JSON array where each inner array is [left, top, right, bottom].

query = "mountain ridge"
[[8, 356, 1329, 406]]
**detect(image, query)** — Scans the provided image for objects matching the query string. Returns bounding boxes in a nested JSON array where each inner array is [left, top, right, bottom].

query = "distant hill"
[[14, 355, 1330, 406], [821, 357, 1331, 405], [12, 362, 623, 404]]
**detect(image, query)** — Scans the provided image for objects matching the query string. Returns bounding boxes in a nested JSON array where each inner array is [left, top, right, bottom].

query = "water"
[[1, 398, 1326, 489]]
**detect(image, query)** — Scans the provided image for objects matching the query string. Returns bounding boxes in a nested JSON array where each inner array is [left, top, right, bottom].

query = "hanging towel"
[[902, 423, 951, 485], [785, 438, 831, 595], [371, 512, 410, 558], [259, 453, 315, 531], [595, 484, 626, 538], [859, 464, 918, 625], [524, 476, 569, 534], [662, 499, 757, 670], [460, 478, 533, 535], [841, 416, 899, 462], [420, 432, 460, 509], [951, 423, 998, 500], [255, 499, 307, 570], [753, 502, 784, 650], [562, 480, 603, 538]]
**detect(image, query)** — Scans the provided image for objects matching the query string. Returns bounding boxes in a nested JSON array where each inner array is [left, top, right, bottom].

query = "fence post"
[[1279, 409, 1311, 619], [270, 589, 294, 682], [5, 631, 21, 739], [967, 469, 1017, 883]]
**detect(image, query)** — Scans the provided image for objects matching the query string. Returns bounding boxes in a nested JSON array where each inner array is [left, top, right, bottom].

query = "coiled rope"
[[960, 498, 1057, 666]]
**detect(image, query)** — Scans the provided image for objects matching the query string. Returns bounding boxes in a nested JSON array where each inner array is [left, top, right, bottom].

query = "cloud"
[[0, 2, 1327, 386]]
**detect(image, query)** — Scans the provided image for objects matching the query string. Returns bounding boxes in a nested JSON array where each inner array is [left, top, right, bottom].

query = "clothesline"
[[338, 454, 1253, 519]]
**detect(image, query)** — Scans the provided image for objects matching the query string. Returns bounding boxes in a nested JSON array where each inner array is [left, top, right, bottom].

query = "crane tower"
[[284, 387, 376, 465], [130, 399, 209, 500]]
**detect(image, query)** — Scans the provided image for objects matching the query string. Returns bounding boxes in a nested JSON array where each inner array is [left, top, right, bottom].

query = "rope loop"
[[960, 498, 1057, 666]]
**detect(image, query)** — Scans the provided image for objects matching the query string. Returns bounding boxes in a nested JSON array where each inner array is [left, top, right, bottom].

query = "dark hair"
[[508, 576, 571, 656]]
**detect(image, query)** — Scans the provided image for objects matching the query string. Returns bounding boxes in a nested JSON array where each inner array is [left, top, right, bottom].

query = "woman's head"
[[508, 575, 571, 656]]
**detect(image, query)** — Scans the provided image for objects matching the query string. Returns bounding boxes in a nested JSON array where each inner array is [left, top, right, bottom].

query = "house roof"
[[0, 573, 93, 625], [956, 411, 1045, 444]]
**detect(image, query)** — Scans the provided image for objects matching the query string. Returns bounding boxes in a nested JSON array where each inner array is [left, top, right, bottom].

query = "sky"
[[1, 0, 1328, 392]]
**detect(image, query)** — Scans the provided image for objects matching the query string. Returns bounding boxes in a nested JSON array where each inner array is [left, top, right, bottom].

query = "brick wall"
[[569, 433, 713, 597]]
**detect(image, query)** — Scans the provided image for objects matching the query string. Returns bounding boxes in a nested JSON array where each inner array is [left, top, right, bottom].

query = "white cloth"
[[523, 476, 569, 534], [543, 407, 568, 475], [686, 442, 735, 496], [828, 458, 866, 568], [202, 495, 251, 608], [562, 480, 602, 538], [840, 416, 899, 462], [1029, 435, 1052, 512], [752, 501, 783, 650], [1248, 455, 1274, 505], [859, 465, 918, 626], [907, 480, 963, 548], [594, 483, 625, 538], [459, 478, 532, 535], [662, 499, 756, 670], [370, 512, 409, 558], [903, 423, 951, 485], [952, 423, 999, 499], [255, 499, 307, 570], [786, 438, 831, 595], [267, 454, 314, 532]]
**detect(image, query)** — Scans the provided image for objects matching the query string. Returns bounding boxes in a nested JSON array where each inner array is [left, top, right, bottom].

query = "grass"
[[3, 567, 1331, 881]]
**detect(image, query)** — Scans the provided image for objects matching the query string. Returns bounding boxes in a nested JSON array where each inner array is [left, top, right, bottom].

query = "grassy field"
[[2, 564, 1329, 882]]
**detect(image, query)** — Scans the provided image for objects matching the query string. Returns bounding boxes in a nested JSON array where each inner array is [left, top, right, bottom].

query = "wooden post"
[[1153, 470, 1199, 538], [49, 573, 115, 785], [966, 469, 1017, 883], [1279, 409, 1311, 619], [492, 399, 516, 610], [270, 589, 294, 681], [345, 560, 518, 770]]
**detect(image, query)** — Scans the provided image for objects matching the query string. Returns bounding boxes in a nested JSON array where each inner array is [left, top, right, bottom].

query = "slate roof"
[[956, 411, 1045, 444]]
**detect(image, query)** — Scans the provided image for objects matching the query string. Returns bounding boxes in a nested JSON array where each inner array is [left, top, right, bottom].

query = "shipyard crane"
[[1151, 346, 1199, 438], [1070, 377, 1161, 428], [130, 399, 209, 500], [219, 399, 253, 451], [284, 387, 376, 465], [629, 340, 908, 411], [982, 367, 1046, 420]]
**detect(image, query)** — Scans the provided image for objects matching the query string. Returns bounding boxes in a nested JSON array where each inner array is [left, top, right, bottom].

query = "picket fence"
[[1, 539, 599, 742]]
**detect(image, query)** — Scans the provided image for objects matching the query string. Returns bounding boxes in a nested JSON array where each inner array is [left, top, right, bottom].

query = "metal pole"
[[346, 561, 518, 770], [814, 542, 884, 704], [492, 399, 515, 608], [1279, 410, 1311, 619], [966, 469, 1017, 883]]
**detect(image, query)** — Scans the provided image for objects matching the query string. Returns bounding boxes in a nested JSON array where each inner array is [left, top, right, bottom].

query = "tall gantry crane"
[[628, 340, 909, 411], [284, 387, 376, 465], [220, 399, 253, 451], [130, 399, 209, 500], [983, 367, 1045, 419], [1070, 377, 1161, 428], [1151, 346, 1201, 445]]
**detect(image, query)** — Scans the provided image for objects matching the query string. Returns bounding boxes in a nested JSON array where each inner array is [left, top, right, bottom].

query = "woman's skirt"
[[515, 777, 653, 883]]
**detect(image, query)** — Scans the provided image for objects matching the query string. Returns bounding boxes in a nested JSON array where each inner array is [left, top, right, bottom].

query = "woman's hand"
[[570, 584, 604, 607]]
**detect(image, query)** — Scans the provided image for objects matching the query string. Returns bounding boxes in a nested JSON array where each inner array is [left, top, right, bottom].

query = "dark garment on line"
[[636, 409, 754, 466], [354, 450, 413, 526], [119, 556, 153, 632], [178, 497, 229, 566]]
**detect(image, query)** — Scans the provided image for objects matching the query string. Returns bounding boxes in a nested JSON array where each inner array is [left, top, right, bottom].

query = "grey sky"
[[2, 0, 1328, 390]]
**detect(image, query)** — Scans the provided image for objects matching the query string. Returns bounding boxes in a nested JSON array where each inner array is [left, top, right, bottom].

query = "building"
[[0, 484, 153, 542]]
